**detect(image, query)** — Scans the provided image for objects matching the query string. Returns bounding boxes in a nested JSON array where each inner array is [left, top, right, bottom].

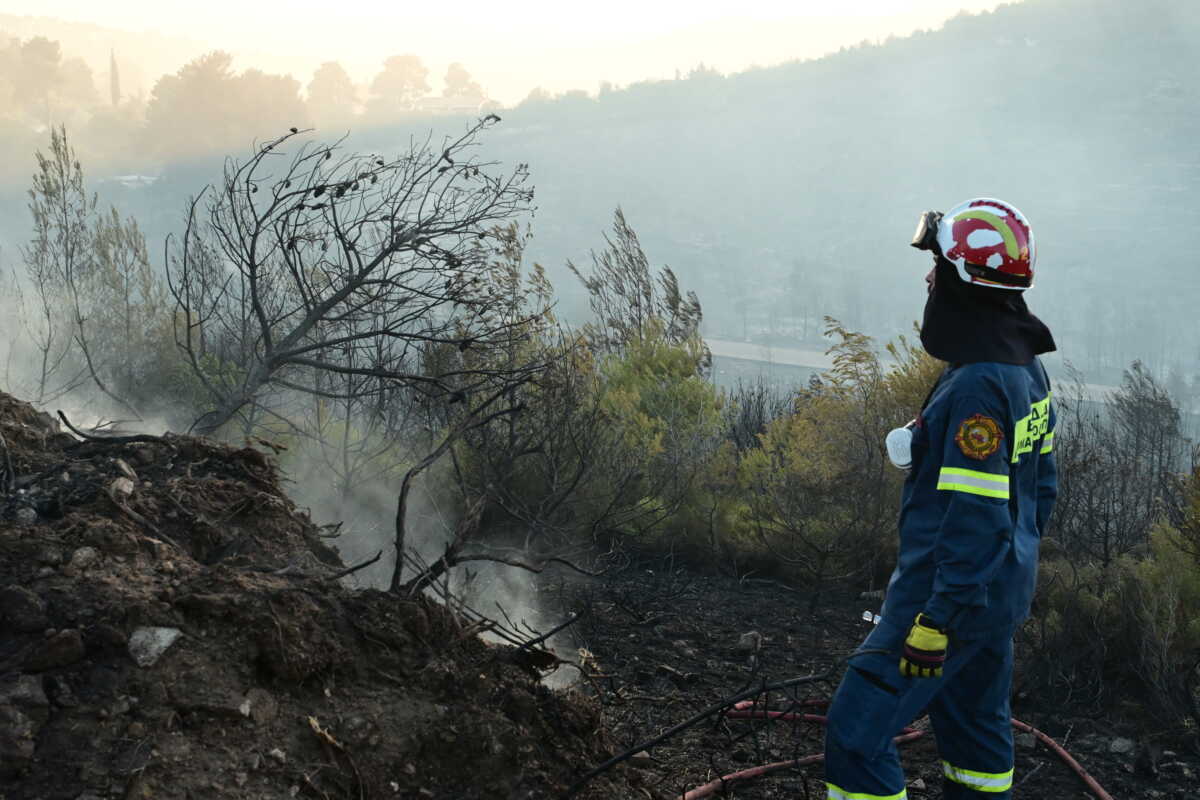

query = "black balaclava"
[[920, 255, 1056, 365]]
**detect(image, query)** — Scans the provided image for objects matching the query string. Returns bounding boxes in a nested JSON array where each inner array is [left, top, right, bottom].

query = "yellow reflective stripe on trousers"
[[936, 467, 1010, 499], [1040, 431, 1055, 454], [941, 761, 1014, 792], [825, 786, 906, 800]]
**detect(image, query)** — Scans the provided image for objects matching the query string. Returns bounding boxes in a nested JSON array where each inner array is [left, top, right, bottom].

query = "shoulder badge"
[[956, 414, 1003, 460]]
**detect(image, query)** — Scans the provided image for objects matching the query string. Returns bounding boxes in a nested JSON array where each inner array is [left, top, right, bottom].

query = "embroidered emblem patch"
[[956, 414, 1003, 460]]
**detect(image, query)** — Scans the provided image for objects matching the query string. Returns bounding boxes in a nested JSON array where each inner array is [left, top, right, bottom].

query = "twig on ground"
[[324, 551, 382, 582], [518, 612, 580, 651], [57, 410, 165, 447], [1015, 760, 1045, 788]]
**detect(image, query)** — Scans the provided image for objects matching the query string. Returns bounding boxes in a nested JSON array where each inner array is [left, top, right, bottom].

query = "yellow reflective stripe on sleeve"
[[941, 761, 1014, 793], [1012, 392, 1052, 462], [1040, 431, 1055, 454], [937, 467, 1010, 499], [825, 782, 907, 800]]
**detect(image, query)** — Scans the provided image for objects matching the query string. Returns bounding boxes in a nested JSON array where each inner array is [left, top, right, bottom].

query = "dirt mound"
[[0, 391, 629, 800]]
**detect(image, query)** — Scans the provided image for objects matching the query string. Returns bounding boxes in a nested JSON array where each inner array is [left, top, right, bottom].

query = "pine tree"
[[109, 49, 120, 107]]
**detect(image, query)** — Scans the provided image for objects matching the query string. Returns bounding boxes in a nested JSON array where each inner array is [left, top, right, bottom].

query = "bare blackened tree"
[[1053, 362, 1189, 564], [167, 115, 539, 437], [723, 377, 797, 452], [166, 118, 558, 591]]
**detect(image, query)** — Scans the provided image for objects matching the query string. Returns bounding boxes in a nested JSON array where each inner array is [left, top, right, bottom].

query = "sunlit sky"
[[14, 0, 1009, 103]]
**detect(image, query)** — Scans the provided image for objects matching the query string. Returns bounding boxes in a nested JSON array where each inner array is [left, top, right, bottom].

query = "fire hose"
[[679, 701, 1115, 800], [564, 667, 1115, 800]]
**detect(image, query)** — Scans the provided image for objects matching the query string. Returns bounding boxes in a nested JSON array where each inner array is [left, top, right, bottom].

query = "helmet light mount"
[[910, 210, 943, 253]]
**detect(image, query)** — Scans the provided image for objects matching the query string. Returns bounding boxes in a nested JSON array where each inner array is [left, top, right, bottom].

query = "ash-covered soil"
[[548, 564, 1200, 799], [4, 383, 1197, 800], [0, 391, 633, 800]]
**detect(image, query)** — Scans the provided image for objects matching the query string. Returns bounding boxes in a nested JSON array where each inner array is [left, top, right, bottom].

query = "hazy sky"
[[16, 0, 1009, 103]]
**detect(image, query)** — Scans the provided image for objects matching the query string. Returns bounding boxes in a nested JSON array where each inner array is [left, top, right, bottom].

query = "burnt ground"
[[0, 391, 635, 800], [546, 563, 1200, 799], [2, 381, 1197, 800]]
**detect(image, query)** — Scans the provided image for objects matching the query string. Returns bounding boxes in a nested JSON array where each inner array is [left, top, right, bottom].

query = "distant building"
[[97, 175, 159, 189]]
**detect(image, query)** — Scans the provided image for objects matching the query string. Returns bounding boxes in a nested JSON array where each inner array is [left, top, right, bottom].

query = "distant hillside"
[[5, 0, 1198, 392], [467, 0, 1199, 386]]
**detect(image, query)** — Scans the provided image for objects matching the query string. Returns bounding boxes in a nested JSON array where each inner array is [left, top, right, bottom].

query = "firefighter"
[[823, 198, 1058, 800]]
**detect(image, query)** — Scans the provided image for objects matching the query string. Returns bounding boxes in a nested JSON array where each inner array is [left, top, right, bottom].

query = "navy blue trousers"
[[823, 617, 1015, 799]]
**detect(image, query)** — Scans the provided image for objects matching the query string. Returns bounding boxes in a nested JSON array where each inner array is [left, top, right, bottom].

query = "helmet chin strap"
[[962, 261, 1032, 288]]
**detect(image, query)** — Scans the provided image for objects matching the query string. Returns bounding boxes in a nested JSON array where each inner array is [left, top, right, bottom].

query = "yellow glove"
[[899, 614, 948, 679]]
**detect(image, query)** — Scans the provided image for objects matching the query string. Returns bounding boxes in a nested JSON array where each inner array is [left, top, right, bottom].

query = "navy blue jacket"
[[880, 359, 1057, 639]]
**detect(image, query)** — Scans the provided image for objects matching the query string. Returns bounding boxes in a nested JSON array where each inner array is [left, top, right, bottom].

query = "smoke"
[[287, 454, 461, 591]]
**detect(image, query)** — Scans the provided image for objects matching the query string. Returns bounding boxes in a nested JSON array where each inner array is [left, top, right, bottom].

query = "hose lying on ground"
[[1010, 718, 1115, 800], [681, 731, 926, 800], [564, 662, 1114, 800], [676, 702, 1115, 800]]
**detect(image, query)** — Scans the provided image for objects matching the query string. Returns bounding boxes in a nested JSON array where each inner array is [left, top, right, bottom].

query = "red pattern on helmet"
[[945, 202, 1033, 280]]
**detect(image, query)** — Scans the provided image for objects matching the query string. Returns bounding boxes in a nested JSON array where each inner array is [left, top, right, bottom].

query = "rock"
[[1015, 732, 1037, 750], [0, 585, 49, 633], [0, 705, 37, 777], [629, 750, 655, 768], [24, 629, 86, 672], [1110, 736, 1136, 755], [35, 567, 54, 579], [128, 627, 183, 668], [109, 477, 135, 500], [64, 546, 100, 575], [0, 676, 48, 709], [736, 631, 762, 652], [672, 639, 698, 658], [908, 777, 926, 791], [13, 507, 37, 526], [268, 747, 287, 763], [188, 690, 248, 718], [243, 687, 278, 725], [114, 458, 139, 482]]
